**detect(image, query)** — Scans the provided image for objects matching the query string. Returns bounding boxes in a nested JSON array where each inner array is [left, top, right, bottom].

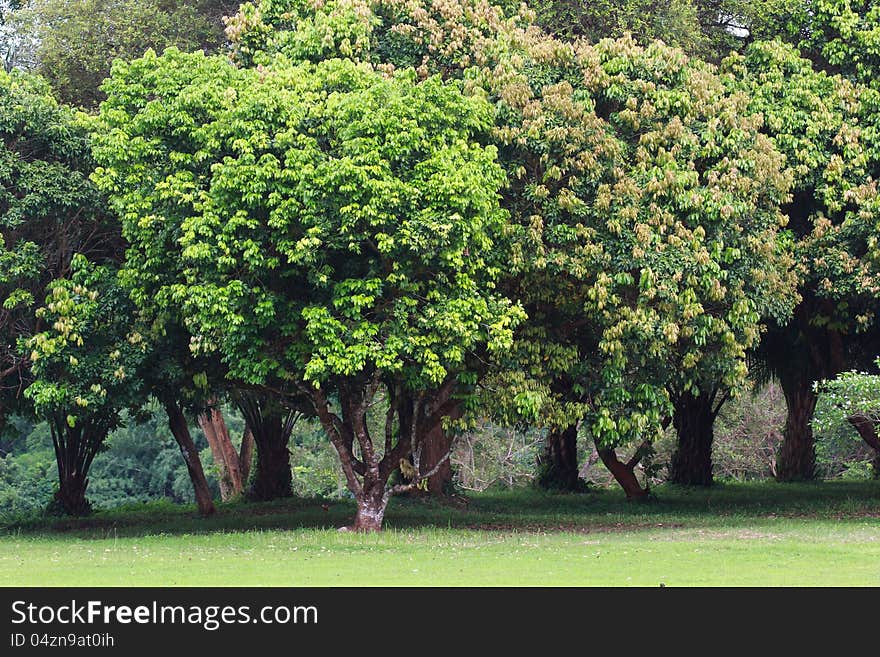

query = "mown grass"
[[1, 481, 878, 586]]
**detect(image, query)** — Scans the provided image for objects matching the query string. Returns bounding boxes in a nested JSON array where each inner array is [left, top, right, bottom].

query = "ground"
[[1, 481, 879, 586]]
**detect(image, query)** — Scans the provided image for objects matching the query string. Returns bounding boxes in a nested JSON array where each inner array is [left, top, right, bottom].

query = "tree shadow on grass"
[[1, 480, 878, 539]]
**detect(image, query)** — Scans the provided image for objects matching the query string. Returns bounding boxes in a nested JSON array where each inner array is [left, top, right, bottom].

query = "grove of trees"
[[1, 0, 879, 530]]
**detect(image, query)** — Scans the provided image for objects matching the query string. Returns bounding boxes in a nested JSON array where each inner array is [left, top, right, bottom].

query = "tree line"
[[2, 0, 879, 530]]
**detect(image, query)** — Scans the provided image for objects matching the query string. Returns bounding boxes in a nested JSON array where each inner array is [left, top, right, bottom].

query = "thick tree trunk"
[[776, 376, 818, 482], [250, 429, 293, 501], [198, 405, 245, 500], [768, 301, 847, 482], [351, 484, 388, 532], [670, 392, 715, 486], [235, 395, 295, 501], [53, 471, 90, 516], [49, 421, 104, 516], [418, 400, 462, 495], [536, 425, 581, 491], [594, 438, 650, 500], [164, 401, 216, 516]]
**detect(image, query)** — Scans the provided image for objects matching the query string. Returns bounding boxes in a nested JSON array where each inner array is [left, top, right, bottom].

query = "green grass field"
[[2, 481, 879, 586]]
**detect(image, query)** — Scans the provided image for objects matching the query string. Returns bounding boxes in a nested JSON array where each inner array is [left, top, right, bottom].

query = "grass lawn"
[[1, 481, 879, 586]]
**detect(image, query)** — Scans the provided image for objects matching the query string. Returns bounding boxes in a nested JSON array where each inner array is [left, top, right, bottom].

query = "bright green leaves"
[[0, 69, 115, 419], [25, 258, 145, 430], [92, 48, 520, 394], [808, 0, 880, 89]]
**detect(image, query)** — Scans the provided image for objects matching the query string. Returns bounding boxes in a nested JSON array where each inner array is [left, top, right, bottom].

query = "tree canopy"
[[0, 69, 118, 427]]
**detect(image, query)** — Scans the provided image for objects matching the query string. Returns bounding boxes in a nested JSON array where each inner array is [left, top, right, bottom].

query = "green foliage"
[[814, 358, 880, 432], [0, 68, 116, 420], [221, 0, 797, 455], [16, 0, 228, 107], [805, 0, 880, 87], [25, 257, 146, 429], [88, 409, 219, 507], [289, 419, 348, 497], [724, 41, 880, 332], [0, 447, 55, 518], [93, 48, 521, 395]]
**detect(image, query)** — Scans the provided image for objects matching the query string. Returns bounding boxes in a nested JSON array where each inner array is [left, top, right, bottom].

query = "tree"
[[91, 49, 521, 530], [25, 257, 146, 514], [1, 69, 119, 439], [802, 0, 880, 84], [134, 323, 222, 515], [15, 0, 231, 107], [232, 391, 297, 501], [224, 0, 796, 498], [507, 0, 811, 61], [723, 40, 880, 480]]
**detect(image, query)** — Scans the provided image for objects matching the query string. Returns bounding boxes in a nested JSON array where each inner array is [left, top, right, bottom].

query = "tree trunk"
[[235, 395, 295, 501], [776, 375, 817, 482], [53, 470, 90, 516], [48, 420, 104, 516], [418, 401, 462, 495], [240, 426, 254, 485], [595, 444, 650, 500], [250, 426, 293, 501], [670, 391, 715, 486], [351, 483, 388, 532], [198, 405, 245, 500], [536, 425, 581, 491], [164, 401, 216, 516]]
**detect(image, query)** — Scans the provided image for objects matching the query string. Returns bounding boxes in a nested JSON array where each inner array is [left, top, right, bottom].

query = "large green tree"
[[91, 48, 521, 530], [223, 0, 796, 498], [723, 40, 880, 480], [25, 257, 147, 514], [1, 69, 118, 437]]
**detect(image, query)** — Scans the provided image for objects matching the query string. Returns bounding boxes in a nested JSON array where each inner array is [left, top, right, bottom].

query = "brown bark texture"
[[536, 425, 582, 491], [198, 405, 246, 500], [669, 391, 716, 486], [165, 401, 216, 516], [594, 438, 650, 500], [776, 375, 818, 482]]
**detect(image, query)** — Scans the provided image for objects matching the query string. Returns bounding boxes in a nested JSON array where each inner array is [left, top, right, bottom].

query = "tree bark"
[[53, 470, 90, 516], [198, 405, 245, 500], [535, 425, 582, 491], [594, 441, 650, 500], [776, 375, 818, 482], [670, 391, 715, 486], [48, 420, 104, 516], [235, 394, 295, 501], [351, 483, 387, 532], [164, 401, 215, 516], [249, 420, 293, 501], [417, 392, 462, 495], [240, 426, 254, 485]]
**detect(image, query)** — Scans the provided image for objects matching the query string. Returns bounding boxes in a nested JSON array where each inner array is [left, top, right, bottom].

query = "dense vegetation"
[[1, 0, 879, 531]]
